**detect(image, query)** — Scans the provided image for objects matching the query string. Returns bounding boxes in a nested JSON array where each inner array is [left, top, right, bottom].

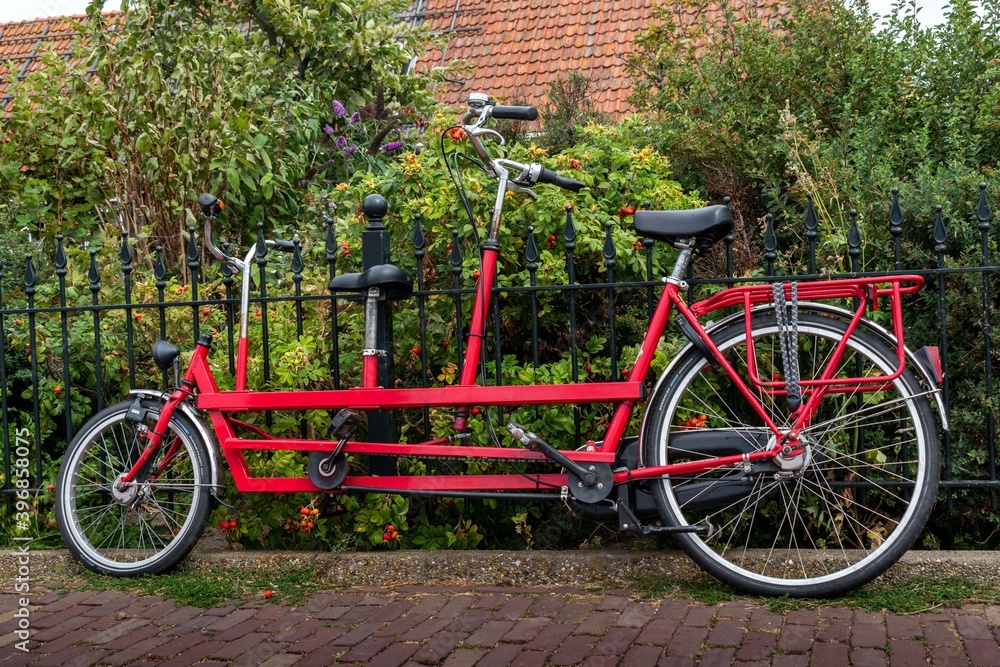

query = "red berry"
[[47, 484, 55, 491], [410, 346, 421, 356], [546, 235, 557, 247], [264, 590, 273, 599], [386, 524, 395, 532], [470, 407, 481, 416], [382, 532, 391, 541], [133, 313, 143, 322], [219, 521, 228, 530], [618, 205, 637, 218], [53, 386, 62, 395], [300, 507, 311, 516], [202, 308, 211, 316], [442, 340, 450, 348], [472, 270, 480, 280]]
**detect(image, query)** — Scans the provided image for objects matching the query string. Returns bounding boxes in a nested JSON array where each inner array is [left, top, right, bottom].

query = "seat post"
[[667, 238, 695, 285], [361, 286, 384, 387]]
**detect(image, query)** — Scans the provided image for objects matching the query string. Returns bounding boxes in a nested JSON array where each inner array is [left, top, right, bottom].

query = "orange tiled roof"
[[415, 0, 661, 115], [0, 11, 121, 112], [0, 4, 728, 117]]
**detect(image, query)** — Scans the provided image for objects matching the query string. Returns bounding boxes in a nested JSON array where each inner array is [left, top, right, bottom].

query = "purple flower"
[[382, 140, 404, 153], [349, 112, 361, 124], [345, 144, 358, 157], [335, 135, 348, 148], [323, 124, 335, 134], [332, 100, 347, 118]]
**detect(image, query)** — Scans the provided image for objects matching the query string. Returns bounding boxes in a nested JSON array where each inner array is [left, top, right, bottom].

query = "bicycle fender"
[[127, 389, 226, 499]]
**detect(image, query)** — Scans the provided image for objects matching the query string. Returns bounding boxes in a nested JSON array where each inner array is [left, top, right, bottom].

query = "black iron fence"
[[1, 186, 997, 522]]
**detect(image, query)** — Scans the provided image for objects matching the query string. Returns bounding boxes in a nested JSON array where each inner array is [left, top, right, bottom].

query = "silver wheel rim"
[[61, 409, 203, 573]]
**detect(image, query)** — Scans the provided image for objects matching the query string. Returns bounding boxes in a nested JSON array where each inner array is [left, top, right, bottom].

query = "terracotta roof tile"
[[417, 0, 666, 115], [0, 11, 121, 112]]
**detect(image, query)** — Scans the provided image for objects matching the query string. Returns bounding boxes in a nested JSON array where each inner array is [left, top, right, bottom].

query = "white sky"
[[0, 0, 969, 28]]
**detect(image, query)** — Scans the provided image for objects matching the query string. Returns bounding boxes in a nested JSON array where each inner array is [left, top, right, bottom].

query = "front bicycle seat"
[[633, 205, 734, 250], [328, 263, 413, 301]]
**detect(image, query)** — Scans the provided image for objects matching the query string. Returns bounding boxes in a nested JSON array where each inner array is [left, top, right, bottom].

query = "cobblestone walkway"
[[3, 584, 1000, 666]]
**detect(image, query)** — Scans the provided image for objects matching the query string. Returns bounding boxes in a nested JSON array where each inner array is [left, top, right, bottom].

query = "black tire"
[[642, 313, 940, 597], [56, 399, 212, 576]]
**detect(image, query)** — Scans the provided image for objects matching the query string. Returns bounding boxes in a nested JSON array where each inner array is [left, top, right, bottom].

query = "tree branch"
[[246, 0, 279, 49]]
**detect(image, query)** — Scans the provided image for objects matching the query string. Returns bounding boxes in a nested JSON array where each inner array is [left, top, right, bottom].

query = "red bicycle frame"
[[123, 230, 925, 496]]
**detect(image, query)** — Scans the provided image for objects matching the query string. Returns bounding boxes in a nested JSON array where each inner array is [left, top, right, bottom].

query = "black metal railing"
[[1, 186, 997, 518]]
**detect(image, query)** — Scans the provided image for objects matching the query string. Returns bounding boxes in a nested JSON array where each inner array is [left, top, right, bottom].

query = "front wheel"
[[643, 313, 940, 597], [56, 399, 212, 576]]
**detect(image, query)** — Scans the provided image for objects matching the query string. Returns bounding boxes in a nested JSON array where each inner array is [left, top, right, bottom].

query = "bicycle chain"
[[772, 282, 802, 411]]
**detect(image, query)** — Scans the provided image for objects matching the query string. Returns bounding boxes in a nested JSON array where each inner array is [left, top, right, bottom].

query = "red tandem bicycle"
[[57, 94, 945, 597]]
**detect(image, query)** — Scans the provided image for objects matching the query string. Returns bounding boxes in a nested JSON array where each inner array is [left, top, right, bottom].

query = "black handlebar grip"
[[272, 239, 296, 252], [537, 167, 586, 192], [492, 105, 538, 121], [198, 193, 223, 218]]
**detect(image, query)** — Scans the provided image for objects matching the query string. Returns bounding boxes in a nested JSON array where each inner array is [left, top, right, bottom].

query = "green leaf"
[[227, 168, 240, 193], [135, 132, 153, 153]]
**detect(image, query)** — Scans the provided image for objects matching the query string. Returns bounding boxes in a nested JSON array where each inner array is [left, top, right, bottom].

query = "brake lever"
[[468, 127, 505, 145], [507, 182, 537, 200]]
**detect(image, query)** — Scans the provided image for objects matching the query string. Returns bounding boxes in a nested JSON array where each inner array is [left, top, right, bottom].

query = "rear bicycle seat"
[[328, 264, 413, 301]]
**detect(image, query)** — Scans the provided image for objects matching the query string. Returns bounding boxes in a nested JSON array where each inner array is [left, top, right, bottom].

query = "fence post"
[[361, 194, 395, 475]]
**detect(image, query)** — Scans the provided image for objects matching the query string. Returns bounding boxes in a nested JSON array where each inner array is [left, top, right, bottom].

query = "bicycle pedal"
[[328, 409, 363, 440], [505, 422, 543, 450], [318, 496, 348, 518]]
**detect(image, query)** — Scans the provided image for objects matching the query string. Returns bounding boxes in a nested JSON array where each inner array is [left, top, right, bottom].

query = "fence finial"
[[978, 182, 992, 231], [24, 254, 35, 295], [450, 229, 463, 274], [55, 234, 66, 275], [848, 209, 861, 272], [804, 197, 818, 274], [89, 249, 100, 294], [291, 236, 303, 281], [187, 225, 199, 267], [603, 221, 616, 268], [563, 205, 576, 249], [119, 229, 132, 275], [526, 226, 539, 268], [763, 213, 776, 275], [412, 213, 425, 257], [933, 205, 947, 253], [890, 188, 903, 270], [256, 222, 268, 264]]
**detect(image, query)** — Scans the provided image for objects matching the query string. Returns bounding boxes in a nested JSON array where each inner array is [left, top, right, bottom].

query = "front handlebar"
[[491, 105, 539, 121], [462, 94, 585, 194], [536, 166, 585, 192]]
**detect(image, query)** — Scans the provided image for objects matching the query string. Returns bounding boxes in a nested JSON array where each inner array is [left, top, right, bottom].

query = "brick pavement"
[[3, 584, 1000, 666]]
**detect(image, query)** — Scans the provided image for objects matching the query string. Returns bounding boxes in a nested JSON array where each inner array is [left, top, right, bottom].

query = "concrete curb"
[[5, 548, 1000, 588]]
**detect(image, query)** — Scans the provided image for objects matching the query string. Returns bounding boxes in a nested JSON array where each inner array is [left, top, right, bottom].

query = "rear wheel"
[[56, 399, 212, 576], [643, 313, 939, 597]]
